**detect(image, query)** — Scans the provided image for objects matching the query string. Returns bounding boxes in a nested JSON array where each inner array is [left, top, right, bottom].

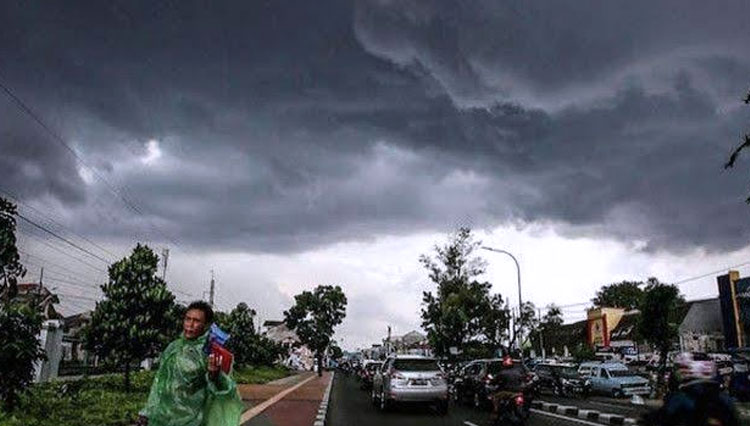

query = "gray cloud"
[[1, 0, 749, 255]]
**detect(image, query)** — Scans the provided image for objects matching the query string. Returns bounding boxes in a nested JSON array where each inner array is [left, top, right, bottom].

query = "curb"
[[532, 400, 637, 426], [313, 372, 335, 426]]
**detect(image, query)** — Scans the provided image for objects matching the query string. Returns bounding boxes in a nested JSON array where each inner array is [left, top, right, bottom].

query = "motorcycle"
[[490, 393, 527, 426]]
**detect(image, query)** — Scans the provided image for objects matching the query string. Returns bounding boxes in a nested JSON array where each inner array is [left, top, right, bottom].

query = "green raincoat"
[[141, 332, 244, 426]]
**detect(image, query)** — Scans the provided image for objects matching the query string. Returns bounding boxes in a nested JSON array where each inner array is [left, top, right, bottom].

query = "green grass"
[[232, 365, 293, 385], [0, 365, 293, 426], [0, 371, 154, 426]]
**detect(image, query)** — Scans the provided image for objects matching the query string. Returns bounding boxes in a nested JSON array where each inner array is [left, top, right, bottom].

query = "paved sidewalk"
[[241, 372, 332, 426], [238, 372, 315, 411]]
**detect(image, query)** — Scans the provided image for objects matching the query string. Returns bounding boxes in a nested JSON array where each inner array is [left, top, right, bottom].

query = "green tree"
[[724, 90, 750, 201], [637, 278, 685, 392], [592, 281, 644, 310], [0, 197, 45, 412], [84, 244, 176, 389], [530, 304, 563, 356], [284, 285, 347, 376], [420, 227, 509, 359], [216, 302, 262, 367]]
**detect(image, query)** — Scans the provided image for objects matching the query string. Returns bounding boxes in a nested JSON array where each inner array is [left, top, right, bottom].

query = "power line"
[[18, 213, 111, 265], [18, 229, 108, 274], [18, 249, 104, 282], [0, 187, 119, 261], [0, 73, 182, 249]]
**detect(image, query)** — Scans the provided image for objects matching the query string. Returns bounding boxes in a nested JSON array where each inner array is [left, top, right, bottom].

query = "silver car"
[[372, 355, 449, 414]]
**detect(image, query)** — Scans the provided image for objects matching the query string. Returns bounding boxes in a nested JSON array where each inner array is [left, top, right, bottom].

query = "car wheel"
[[371, 388, 379, 406], [611, 389, 624, 398], [473, 392, 481, 409], [437, 400, 448, 415]]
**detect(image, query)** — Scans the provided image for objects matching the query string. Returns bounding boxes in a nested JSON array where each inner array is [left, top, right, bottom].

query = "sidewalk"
[[240, 372, 332, 426]]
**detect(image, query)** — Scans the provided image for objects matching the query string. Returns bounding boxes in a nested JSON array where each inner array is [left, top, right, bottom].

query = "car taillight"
[[514, 395, 524, 406]]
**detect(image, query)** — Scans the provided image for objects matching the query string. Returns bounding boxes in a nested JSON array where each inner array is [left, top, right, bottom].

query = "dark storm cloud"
[[1, 0, 749, 253]]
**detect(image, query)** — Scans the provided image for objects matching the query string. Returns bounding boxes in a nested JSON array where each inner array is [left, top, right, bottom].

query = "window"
[[393, 359, 440, 372]]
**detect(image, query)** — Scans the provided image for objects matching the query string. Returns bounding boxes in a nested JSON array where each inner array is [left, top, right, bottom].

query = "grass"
[[233, 365, 294, 385], [0, 365, 294, 426], [0, 371, 154, 426]]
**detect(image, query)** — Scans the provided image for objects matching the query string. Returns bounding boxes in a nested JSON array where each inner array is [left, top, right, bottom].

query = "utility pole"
[[538, 308, 545, 360], [161, 248, 170, 281], [209, 270, 215, 308], [39, 267, 44, 294]]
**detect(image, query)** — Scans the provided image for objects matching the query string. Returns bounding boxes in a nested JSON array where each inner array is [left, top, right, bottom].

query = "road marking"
[[240, 374, 318, 423], [463, 422, 480, 426], [531, 408, 608, 426]]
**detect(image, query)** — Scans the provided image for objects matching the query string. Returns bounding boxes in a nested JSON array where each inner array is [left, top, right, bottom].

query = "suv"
[[579, 362, 650, 398], [454, 358, 529, 409], [372, 355, 448, 414]]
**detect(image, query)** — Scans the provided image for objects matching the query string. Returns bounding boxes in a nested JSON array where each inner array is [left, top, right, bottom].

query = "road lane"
[[328, 372, 606, 426]]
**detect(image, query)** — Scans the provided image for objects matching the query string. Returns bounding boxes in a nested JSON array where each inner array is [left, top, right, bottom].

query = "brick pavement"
[[241, 372, 331, 426]]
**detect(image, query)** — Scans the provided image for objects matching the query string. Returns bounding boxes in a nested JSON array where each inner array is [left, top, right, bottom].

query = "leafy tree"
[[724, 90, 750, 201], [217, 302, 284, 367], [0, 197, 45, 412], [542, 304, 563, 328], [328, 342, 343, 361], [284, 285, 347, 376], [84, 244, 176, 389], [419, 227, 509, 359], [529, 304, 564, 356], [637, 278, 685, 392], [592, 281, 644, 310]]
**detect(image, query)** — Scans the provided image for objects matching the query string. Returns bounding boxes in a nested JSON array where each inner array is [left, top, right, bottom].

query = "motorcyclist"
[[488, 353, 529, 424], [645, 352, 738, 426]]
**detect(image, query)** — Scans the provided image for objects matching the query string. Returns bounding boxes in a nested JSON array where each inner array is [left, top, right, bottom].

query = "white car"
[[372, 355, 449, 414]]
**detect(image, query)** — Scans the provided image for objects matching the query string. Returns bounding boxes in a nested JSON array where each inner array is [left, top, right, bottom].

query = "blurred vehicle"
[[489, 392, 527, 426], [454, 358, 532, 410], [579, 362, 651, 398], [534, 362, 590, 398], [372, 355, 448, 414], [359, 360, 383, 390], [729, 348, 750, 401]]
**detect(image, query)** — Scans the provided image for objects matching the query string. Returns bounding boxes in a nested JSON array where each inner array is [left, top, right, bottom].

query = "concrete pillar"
[[34, 320, 64, 382]]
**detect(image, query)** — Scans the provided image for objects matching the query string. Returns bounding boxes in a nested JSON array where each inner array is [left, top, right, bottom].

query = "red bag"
[[210, 342, 234, 374]]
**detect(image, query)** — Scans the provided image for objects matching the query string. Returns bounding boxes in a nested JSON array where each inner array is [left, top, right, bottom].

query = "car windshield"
[[393, 359, 440, 372], [560, 367, 579, 377], [488, 361, 525, 375], [608, 369, 636, 377]]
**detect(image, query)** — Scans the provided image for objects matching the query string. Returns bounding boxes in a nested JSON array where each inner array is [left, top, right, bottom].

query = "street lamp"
[[481, 246, 523, 350]]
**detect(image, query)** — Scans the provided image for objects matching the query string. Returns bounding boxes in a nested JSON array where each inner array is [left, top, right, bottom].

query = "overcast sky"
[[2, 1, 750, 350]]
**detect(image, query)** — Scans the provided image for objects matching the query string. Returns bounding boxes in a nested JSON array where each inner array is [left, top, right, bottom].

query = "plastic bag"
[[141, 331, 244, 426]]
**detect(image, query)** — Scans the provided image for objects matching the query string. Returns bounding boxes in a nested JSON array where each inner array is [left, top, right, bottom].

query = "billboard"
[[717, 272, 750, 348]]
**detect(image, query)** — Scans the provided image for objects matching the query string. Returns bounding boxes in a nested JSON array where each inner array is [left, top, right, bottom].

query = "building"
[[61, 311, 92, 363], [262, 320, 314, 370], [16, 282, 61, 319], [678, 298, 724, 352], [385, 330, 432, 356]]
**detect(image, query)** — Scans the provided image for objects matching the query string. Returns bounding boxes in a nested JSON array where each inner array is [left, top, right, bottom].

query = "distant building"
[[262, 320, 314, 370], [718, 271, 750, 349], [61, 311, 92, 362], [678, 298, 724, 352], [16, 282, 61, 320]]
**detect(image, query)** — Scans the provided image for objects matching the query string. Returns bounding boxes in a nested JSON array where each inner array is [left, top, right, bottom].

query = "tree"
[[724, 89, 750, 201], [530, 304, 563, 356], [216, 302, 280, 367], [637, 278, 685, 393], [84, 244, 176, 389], [284, 285, 347, 376], [592, 281, 644, 310], [419, 227, 509, 359], [0, 197, 45, 412], [542, 304, 563, 328]]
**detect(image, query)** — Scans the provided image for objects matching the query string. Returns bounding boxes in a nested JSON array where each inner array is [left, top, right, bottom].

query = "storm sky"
[[2, 1, 750, 349]]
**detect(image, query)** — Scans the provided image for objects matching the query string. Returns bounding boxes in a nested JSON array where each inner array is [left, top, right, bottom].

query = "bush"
[[0, 371, 154, 426], [233, 365, 292, 385]]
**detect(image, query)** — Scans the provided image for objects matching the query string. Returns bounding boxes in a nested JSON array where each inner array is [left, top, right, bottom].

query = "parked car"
[[372, 355, 448, 414], [454, 358, 530, 409], [534, 362, 590, 398], [359, 360, 383, 389], [579, 362, 651, 398]]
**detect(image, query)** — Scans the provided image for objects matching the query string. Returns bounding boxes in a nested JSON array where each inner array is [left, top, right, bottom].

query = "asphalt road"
[[328, 373, 603, 426], [538, 392, 651, 420]]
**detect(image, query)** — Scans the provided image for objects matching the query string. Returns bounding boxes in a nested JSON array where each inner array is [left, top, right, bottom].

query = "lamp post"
[[481, 246, 523, 351]]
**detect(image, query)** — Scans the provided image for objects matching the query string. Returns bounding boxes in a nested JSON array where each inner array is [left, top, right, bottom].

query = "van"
[[578, 362, 650, 398]]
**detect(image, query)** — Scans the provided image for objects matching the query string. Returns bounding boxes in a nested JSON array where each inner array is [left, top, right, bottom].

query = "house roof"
[[678, 297, 723, 334], [610, 312, 640, 341]]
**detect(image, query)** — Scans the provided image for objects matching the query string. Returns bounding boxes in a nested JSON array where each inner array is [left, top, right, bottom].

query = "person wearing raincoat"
[[136, 301, 244, 426]]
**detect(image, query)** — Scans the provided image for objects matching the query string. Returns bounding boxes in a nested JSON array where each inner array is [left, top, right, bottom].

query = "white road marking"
[[463, 422, 480, 426], [531, 408, 609, 426]]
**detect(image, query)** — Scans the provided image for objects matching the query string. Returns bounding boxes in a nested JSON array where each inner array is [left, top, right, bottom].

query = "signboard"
[[718, 272, 750, 348], [588, 316, 609, 348]]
